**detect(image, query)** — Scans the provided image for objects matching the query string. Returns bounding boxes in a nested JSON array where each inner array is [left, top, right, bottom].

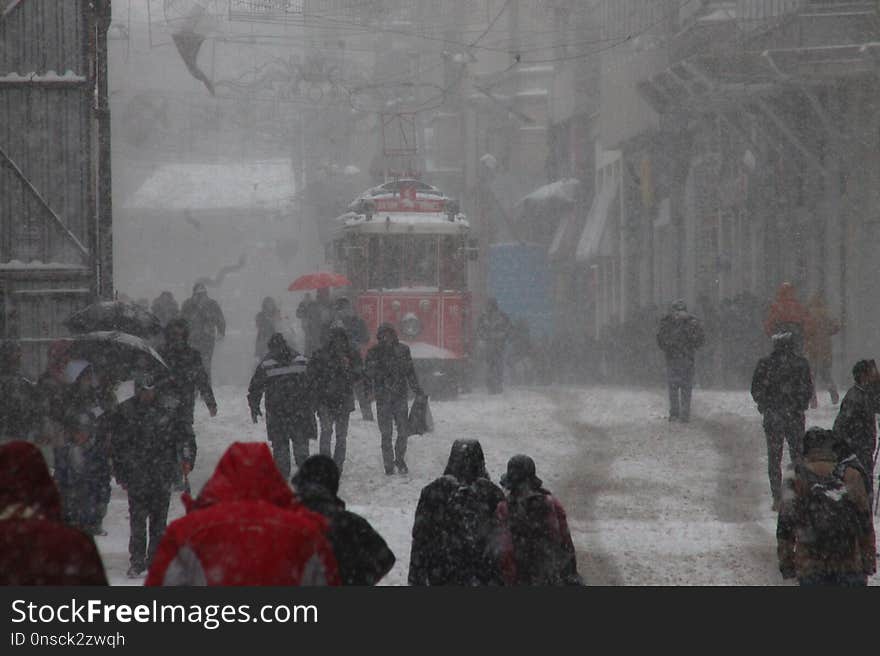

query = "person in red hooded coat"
[[764, 282, 813, 354], [145, 442, 340, 586], [0, 441, 107, 585]]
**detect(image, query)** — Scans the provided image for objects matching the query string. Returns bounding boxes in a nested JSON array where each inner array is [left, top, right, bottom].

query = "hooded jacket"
[[145, 442, 339, 586], [408, 440, 505, 586], [0, 441, 107, 585], [764, 283, 811, 338], [750, 335, 813, 415]]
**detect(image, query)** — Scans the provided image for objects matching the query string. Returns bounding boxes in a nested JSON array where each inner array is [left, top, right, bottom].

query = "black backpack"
[[507, 490, 563, 584], [797, 463, 862, 558], [444, 480, 496, 584]]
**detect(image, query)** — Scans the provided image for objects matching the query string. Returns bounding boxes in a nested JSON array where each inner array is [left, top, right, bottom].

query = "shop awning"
[[575, 181, 618, 263]]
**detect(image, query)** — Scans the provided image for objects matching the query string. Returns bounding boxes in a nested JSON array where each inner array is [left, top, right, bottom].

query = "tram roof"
[[336, 211, 469, 236]]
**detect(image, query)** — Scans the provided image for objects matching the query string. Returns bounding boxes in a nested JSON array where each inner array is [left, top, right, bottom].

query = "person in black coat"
[[365, 323, 424, 475], [476, 298, 513, 394], [180, 282, 225, 382], [108, 373, 181, 577], [151, 291, 179, 329], [495, 455, 582, 586], [656, 300, 705, 422], [157, 319, 217, 487], [53, 361, 116, 535], [751, 331, 814, 510], [833, 359, 880, 498], [291, 455, 395, 585], [254, 296, 281, 360], [322, 297, 373, 420], [248, 333, 316, 479], [307, 327, 361, 474], [408, 439, 505, 586]]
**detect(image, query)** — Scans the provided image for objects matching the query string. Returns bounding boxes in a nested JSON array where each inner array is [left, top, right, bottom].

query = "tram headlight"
[[400, 312, 422, 338]]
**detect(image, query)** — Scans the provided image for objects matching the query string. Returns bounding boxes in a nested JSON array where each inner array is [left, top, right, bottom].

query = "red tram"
[[326, 179, 473, 397]]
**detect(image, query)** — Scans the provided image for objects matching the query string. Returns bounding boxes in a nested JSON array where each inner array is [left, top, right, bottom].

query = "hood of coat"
[[0, 441, 62, 522], [775, 282, 797, 303], [184, 442, 297, 513], [443, 439, 489, 484]]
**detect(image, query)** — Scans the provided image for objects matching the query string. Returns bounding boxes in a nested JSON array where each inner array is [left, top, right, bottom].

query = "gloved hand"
[[181, 461, 192, 476], [208, 403, 218, 418], [779, 564, 796, 580], [251, 408, 262, 424]]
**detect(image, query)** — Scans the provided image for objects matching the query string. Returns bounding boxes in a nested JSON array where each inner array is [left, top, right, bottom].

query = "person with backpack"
[[408, 439, 506, 585], [832, 359, 880, 500], [656, 300, 705, 422], [777, 427, 876, 586], [751, 332, 814, 511], [495, 455, 582, 585]]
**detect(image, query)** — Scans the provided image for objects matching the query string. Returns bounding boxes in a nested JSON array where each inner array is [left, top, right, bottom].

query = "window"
[[405, 236, 438, 287]]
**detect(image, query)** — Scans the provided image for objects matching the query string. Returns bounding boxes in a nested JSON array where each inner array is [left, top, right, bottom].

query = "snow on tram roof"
[[341, 212, 469, 234]]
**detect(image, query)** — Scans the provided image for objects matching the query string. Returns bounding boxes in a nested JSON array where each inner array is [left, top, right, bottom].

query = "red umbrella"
[[288, 272, 351, 291]]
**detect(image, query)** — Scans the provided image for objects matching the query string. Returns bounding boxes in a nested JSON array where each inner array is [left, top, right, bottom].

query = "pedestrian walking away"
[[777, 427, 876, 586], [307, 327, 362, 474], [145, 442, 340, 586], [764, 282, 811, 355], [656, 300, 705, 422], [408, 439, 506, 586], [495, 455, 583, 585], [0, 441, 107, 585], [476, 298, 513, 394], [365, 323, 424, 475], [254, 296, 282, 361], [108, 373, 182, 578], [292, 455, 395, 585], [248, 333, 316, 479], [157, 318, 218, 490], [751, 332, 814, 510], [833, 359, 880, 499], [180, 281, 225, 383], [322, 296, 373, 420]]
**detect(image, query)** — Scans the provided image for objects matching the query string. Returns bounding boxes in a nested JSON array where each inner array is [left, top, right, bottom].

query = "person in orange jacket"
[[764, 282, 813, 355]]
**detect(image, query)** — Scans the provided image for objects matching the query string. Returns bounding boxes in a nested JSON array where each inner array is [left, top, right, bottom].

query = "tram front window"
[[406, 236, 438, 288]]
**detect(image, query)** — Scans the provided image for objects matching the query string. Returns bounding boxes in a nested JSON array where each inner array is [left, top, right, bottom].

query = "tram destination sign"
[[228, 0, 304, 22]]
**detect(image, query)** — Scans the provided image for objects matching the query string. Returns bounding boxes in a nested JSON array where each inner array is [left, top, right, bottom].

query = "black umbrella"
[[65, 301, 162, 338], [68, 331, 168, 382]]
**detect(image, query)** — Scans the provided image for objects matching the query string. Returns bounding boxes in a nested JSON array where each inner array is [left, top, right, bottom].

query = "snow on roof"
[[518, 178, 580, 206], [342, 212, 469, 235], [123, 159, 296, 211], [0, 70, 86, 83], [0, 260, 87, 270]]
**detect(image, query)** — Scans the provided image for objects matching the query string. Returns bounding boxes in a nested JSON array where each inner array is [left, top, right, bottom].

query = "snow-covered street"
[[96, 383, 870, 586]]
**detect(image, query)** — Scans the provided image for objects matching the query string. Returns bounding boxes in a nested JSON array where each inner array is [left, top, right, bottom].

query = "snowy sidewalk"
[[96, 384, 870, 586]]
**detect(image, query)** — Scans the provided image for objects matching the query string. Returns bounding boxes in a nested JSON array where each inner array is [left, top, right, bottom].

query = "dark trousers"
[[318, 407, 350, 472], [268, 416, 312, 480], [55, 443, 110, 532], [487, 345, 505, 394], [666, 361, 694, 421], [127, 486, 171, 569], [763, 410, 805, 505], [355, 380, 373, 419], [377, 396, 409, 472]]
